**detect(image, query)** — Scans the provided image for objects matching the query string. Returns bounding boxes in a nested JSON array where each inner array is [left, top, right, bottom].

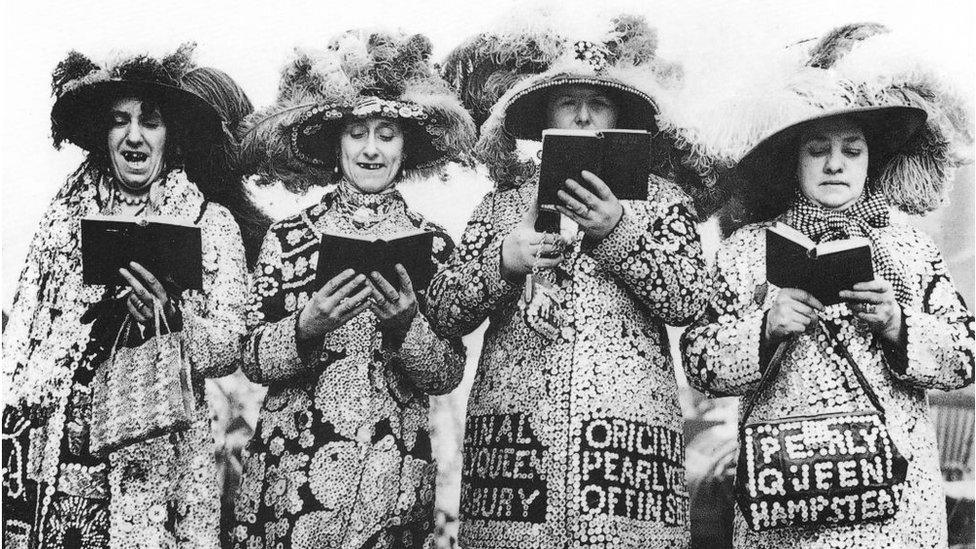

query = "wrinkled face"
[[339, 118, 405, 193], [545, 84, 619, 131], [796, 117, 869, 210], [107, 97, 168, 191]]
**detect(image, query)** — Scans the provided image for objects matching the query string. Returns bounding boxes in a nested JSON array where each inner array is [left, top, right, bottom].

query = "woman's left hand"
[[368, 264, 418, 341], [555, 170, 623, 241], [119, 261, 179, 326], [839, 278, 903, 344]]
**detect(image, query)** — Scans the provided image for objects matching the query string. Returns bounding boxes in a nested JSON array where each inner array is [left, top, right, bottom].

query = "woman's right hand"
[[764, 288, 824, 342], [499, 207, 571, 283], [297, 269, 372, 342]]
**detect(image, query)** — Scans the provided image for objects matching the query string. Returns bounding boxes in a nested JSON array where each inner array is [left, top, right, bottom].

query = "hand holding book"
[[367, 264, 419, 344], [765, 279, 904, 346], [119, 261, 180, 327], [535, 129, 648, 236], [301, 231, 436, 343], [765, 223, 873, 306], [555, 170, 623, 241], [297, 270, 372, 342], [764, 288, 825, 344], [765, 222, 903, 345], [838, 278, 904, 344]]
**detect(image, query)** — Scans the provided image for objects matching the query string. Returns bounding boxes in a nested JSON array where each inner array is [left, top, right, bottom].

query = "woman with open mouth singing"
[[2, 45, 250, 547]]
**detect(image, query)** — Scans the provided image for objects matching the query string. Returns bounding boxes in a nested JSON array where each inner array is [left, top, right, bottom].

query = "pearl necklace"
[[113, 187, 150, 206]]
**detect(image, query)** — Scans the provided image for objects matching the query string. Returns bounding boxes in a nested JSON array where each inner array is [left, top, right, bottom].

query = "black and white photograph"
[[2, 1, 973, 547]]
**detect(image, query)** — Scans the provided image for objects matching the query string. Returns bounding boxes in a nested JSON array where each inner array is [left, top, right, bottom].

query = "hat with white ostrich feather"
[[664, 22, 972, 230]]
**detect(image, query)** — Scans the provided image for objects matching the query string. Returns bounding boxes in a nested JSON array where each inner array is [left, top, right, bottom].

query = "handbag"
[[735, 319, 908, 531], [90, 298, 195, 457]]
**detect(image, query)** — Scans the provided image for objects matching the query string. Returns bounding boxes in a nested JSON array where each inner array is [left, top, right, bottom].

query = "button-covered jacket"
[[233, 185, 464, 549], [427, 174, 708, 549], [681, 218, 974, 548]]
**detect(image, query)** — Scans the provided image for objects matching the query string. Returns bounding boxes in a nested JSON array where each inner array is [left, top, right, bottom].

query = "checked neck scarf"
[[785, 190, 890, 243], [783, 190, 910, 305]]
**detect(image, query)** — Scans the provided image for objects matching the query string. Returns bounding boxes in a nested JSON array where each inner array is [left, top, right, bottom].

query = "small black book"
[[765, 223, 873, 306], [315, 231, 436, 291], [537, 129, 652, 208], [81, 216, 203, 291]]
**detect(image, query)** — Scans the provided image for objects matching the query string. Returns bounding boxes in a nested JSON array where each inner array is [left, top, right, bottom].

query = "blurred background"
[[2, 1, 973, 547]]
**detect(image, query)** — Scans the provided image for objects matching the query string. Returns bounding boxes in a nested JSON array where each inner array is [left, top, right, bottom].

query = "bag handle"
[[153, 297, 174, 336], [740, 318, 888, 425], [152, 297, 195, 415], [104, 312, 134, 372], [110, 315, 133, 355], [107, 299, 176, 363], [193, 200, 210, 225]]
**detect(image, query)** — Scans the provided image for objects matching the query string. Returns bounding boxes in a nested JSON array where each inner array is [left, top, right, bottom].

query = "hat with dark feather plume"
[[50, 43, 227, 192], [440, 30, 562, 133], [239, 29, 476, 192]]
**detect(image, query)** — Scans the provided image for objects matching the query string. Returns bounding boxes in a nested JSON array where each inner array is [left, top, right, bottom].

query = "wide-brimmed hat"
[[462, 12, 685, 187], [735, 105, 927, 216], [239, 29, 475, 192], [50, 44, 226, 189], [663, 23, 972, 231], [290, 96, 448, 171], [502, 71, 659, 140]]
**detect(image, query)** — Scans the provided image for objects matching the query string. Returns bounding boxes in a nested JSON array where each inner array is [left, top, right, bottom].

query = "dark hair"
[[90, 92, 185, 176], [792, 119, 882, 192], [736, 120, 879, 225]]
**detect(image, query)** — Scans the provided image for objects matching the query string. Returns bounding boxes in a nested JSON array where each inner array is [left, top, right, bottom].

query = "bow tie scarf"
[[784, 191, 912, 306]]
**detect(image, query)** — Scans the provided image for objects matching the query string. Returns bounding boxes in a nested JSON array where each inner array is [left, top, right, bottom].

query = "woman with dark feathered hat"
[[426, 12, 709, 548], [680, 24, 974, 548], [2, 45, 249, 547], [228, 29, 474, 549]]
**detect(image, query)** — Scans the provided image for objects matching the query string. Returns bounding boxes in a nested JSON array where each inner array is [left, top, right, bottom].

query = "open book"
[[81, 215, 203, 291], [315, 231, 436, 291], [537, 129, 652, 210], [765, 222, 873, 306]]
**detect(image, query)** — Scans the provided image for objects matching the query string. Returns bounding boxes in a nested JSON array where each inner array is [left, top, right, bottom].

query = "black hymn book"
[[765, 222, 873, 306], [315, 231, 436, 291], [535, 129, 652, 232], [81, 215, 203, 291], [537, 129, 652, 201]]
